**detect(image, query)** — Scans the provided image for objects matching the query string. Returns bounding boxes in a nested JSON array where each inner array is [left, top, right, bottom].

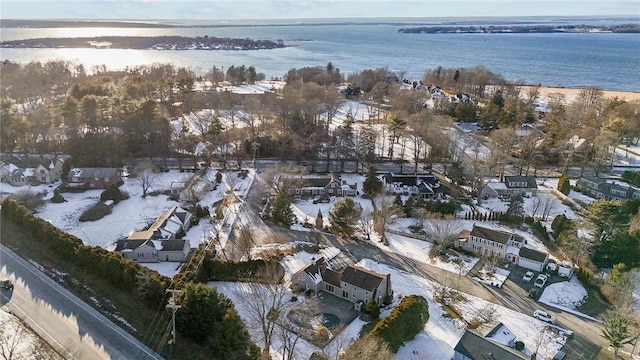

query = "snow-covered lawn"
[[539, 277, 588, 310], [370, 231, 479, 275], [0, 309, 39, 358], [142, 262, 184, 278]]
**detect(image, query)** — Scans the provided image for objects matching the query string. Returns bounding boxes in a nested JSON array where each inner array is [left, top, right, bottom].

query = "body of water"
[[1, 20, 639, 91]]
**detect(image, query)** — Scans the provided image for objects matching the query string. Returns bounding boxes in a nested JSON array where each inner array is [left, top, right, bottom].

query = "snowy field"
[[539, 277, 587, 310]]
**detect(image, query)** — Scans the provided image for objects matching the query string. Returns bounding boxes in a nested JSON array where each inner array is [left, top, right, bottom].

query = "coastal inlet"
[[0, 36, 287, 50]]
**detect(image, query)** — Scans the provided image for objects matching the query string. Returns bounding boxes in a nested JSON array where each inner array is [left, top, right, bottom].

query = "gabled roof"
[[114, 239, 146, 251], [159, 239, 188, 251], [470, 225, 513, 245], [323, 269, 342, 287], [341, 265, 386, 292], [68, 167, 120, 179], [503, 176, 537, 189], [519, 247, 548, 263], [454, 330, 528, 360]]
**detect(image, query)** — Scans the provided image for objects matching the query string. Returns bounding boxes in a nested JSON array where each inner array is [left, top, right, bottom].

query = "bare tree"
[[541, 194, 558, 221], [0, 318, 29, 360], [372, 197, 401, 245], [278, 298, 319, 360], [134, 162, 156, 197], [531, 195, 544, 219], [236, 225, 255, 261], [237, 263, 288, 358], [428, 221, 460, 250], [358, 209, 375, 241]]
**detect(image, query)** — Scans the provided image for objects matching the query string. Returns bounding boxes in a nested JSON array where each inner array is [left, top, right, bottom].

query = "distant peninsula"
[[398, 24, 640, 34], [0, 36, 287, 50]]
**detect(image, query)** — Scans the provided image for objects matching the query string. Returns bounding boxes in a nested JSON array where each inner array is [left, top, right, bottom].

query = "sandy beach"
[[523, 86, 640, 103]]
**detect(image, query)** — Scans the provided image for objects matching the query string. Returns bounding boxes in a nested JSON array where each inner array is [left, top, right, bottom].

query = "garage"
[[517, 247, 549, 272]]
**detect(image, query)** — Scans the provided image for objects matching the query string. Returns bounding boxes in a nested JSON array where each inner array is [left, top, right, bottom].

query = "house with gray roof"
[[66, 167, 122, 189], [115, 238, 190, 263], [292, 257, 392, 309], [1, 157, 64, 186], [453, 330, 528, 360], [575, 176, 640, 201], [480, 176, 538, 199], [287, 175, 357, 198], [457, 224, 524, 260], [127, 207, 193, 241], [381, 172, 440, 199]]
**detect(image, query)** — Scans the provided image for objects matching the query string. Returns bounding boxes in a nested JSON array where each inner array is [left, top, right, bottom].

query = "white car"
[[533, 310, 556, 324], [534, 274, 548, 288], [523, 271, 535, 282]]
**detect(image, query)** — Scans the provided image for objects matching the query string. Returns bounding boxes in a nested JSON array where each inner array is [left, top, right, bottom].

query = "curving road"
[[0, 245, 163, 360]]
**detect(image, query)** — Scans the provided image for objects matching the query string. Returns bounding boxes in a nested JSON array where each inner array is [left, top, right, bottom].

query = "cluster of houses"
[[0, 155, 124, 189], [114, 206, 193, 263], [575, 175, 640, 201], [287, 172, 442, 201]]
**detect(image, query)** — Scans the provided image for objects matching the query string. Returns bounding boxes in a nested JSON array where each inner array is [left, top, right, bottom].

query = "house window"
[[326, 284, 334, 292], [295, 189, 300, 194], [353, 286, 356, 290], [138, 252, 144, 258], [353, 293, 356, 298], [40, 170, 45, 174], [320, 189, 325, 194], [342, 291, 349, 298]]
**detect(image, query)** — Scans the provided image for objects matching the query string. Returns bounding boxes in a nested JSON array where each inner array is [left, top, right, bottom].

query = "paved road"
[[0, 245, 163, 360]]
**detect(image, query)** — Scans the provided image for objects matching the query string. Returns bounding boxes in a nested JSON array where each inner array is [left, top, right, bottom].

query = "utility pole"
[[166, 289, 181, 345]]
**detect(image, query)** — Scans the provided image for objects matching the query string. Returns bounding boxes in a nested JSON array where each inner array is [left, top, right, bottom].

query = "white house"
[[457, 224, 524, 260]]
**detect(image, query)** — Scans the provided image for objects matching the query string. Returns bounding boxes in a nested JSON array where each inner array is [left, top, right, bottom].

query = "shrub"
[[215, 172, 223, 183], [515, 340, 525, 351], [79, 203, 112, 222], [369, 295, 429, 352], [10, 190, 45, 213], [51, 190, 66, 203], [531, 221, 550, 242], [363, 301, 380, 319], [100, 185, 128, 204], [551, 214, 571, 237]]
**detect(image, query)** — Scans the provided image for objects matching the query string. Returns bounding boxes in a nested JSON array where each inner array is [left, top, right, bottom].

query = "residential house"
[[66, 168, 122, 189], [453, 330, 528, 360], [517, 247, 549, 272], [457, 224, 525, 260], [127, 207, 193, 241], [381, 172, 440, 199], [292, 257, 392, 309], [1, 157, 64, 186], [115, 239, 158, 263], [575, 176, 640, 201], [480, 176, 538, 199], [287, 175, 357, 198], [115, 239, 190, 263]]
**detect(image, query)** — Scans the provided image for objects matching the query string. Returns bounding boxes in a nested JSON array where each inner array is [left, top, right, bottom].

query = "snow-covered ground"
[[1, 169, 254, 278], [633, 271, 640, 314], [211, 257, 568, 360], [0, 309, 41, 358], [539, 277, 587, 310], [473, 266, 510, 287]]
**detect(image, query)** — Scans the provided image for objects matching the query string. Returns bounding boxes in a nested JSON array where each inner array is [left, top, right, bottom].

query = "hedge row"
[[1, 199, 170, 307], [369, 295, 429, 352]]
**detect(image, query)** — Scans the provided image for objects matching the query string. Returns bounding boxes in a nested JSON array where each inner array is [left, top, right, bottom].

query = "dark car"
[[528, 287, 540, 299], [0, 279, 14, 290]]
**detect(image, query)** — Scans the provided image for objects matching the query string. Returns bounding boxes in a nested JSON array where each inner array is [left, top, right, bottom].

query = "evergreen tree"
[[329, 197, 362, 238], [394, 194, 403, 208], [363, 166, 383, 198], [315, 209, 324, 230], [271, 187, 295, 228], [403, 196, 416, 217], [601, 313, 638, 356]]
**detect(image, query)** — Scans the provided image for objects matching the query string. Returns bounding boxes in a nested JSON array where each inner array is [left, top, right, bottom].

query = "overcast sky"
[[1, 0, 638, 20]]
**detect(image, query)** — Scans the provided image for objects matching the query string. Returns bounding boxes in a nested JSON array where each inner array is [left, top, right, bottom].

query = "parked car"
[[533, 310, 555, 324], [534, 274, 548, 288], [0, 279, 13, 290], [528, 287, 540, 299], [552, 350, 566, 359], [523, 271, 535, 282]]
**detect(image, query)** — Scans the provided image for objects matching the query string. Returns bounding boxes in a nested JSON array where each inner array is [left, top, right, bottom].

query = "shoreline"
[[522, 86, 640, 103]]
